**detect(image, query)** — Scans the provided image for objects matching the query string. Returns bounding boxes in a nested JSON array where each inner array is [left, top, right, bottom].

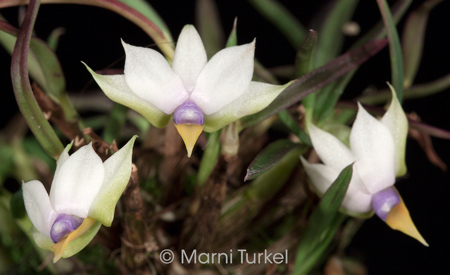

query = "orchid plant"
[[0, 0, 448, 274], [23, 137, 136, 262]]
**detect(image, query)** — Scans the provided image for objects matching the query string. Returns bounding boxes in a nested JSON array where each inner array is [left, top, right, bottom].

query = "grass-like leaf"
[[377, 0, 404, 103], [359, 73, 450, 104], [314, 0, 412, 121], [241, 39, 387, 128], [247, 0, 308, 48], [118, 0, 173, 43], [296, 30, 317, 120], [10, 0, 64, 159], [245, 139, 306, 181], [312, 0, 359, 68], [278, 111, 312, 146], [402, 0, 443, 88], [292, 163, 354, 275], [196, 0, 225, 56]]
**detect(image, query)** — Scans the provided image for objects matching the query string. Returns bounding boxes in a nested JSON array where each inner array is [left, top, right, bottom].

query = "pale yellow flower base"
[[174, 123, 204, 157], [385, 197, 428, 246], [52, 217, 97, 263]]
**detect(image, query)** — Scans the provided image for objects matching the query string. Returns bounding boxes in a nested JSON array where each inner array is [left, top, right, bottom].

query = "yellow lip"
[[385, 189, 428, 246], [174, 123, 204, 157]]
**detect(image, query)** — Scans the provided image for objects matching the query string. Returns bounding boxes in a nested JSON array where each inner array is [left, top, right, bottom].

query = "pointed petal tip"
[[174, 124, 204, 157], [385, 199, 428, 247]]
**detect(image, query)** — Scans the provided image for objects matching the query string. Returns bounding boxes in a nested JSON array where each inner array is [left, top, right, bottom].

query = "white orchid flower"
[[22, 136, 137, 262], [84, 25, 290, 157], [301, 85, 427, 246]]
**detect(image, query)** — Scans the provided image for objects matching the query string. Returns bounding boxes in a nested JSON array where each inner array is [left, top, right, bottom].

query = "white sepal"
[[122, 40, 189, 114], [84, 64, 171, 128], [350, 104, 396, 194], [191, 40, 256, 115], [381, 83, 408, 177], [172, 25, 207, 93], [22, 180, 57, 237], [204, 81, 290, 132], [308, 124, 354, 171]]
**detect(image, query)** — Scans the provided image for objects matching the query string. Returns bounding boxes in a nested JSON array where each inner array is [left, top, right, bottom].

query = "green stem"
[[10, 0, 64, 159]]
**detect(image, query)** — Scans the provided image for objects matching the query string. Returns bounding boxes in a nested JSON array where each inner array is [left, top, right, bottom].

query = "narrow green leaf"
[[292, 164, 354, 275], [377, 0, 404, 103], [254, 59, 279, 84], [0, 18, 82, 124], [278, 111, 312, 146], [225, 18, 238, 48], [46, 27, 65, 50], [245, 140, 305, 181], [11, 0, 64, 159], [103, 103, 128, 144], [197, 132, 221, 186], [295, 30, 317, 77], [246, 148, 301, 201], [314, 0, 412, 122], [196, 0, 225, 56], [247, 0, 308, 48], [313, 0, 359, 68], [296, 30, 318, 121], [118, 0, 173, 42], [356, 0, 412, 48], [0, 17, 46, 91], [402, 0, 443, 88], [359, 73, 450, 105], [241, 39, 387, 128]]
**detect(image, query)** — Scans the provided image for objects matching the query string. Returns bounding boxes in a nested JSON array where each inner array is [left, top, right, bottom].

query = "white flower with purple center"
[[22, 136, 136, 262], [301, 86, 427, 245], [84, 25, 290, 156]]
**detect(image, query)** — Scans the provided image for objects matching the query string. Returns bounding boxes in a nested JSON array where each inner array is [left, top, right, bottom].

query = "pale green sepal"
[[83, 63, 171, 128], [88, 136, 137, 226], [31, 221, 102, 258], [204, 81, 292, 133], [381, 83, 408, 177]]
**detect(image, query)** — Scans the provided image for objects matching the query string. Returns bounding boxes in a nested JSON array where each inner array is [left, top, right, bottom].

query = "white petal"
[[122, 41, 189, 114], [204, 81, 290, 132], [172, 25, 207, 93], [89, 136, 136, 226], [54, 142, 73, 181], [84, 64, 171, 128], [340, 169, 373, 214], [308, 124, 355, 171], [350, 103, 396, 194], [50, 143, 105, 218], [190, 40, 255, 115], [301, 157, 372, 214], [381, 84, 408, 177], [300, 156, 339, 195], [22, 180, 57, 237]]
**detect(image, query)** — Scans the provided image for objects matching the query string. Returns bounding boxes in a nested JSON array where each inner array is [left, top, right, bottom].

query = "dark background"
[[1, 0, 449, 274]]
